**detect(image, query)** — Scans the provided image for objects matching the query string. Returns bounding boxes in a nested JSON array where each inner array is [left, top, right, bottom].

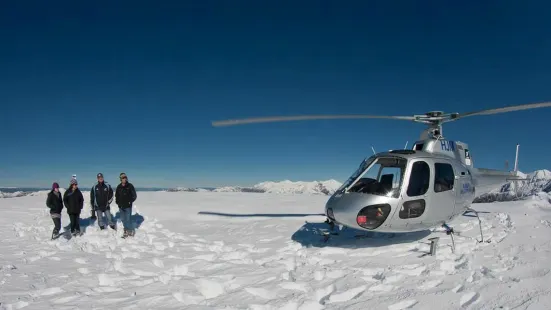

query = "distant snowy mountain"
[[253, 179, 342, 195], [0, 191, 29, 198], [474, 169, 551, 203], [167, 180, 343, 195]]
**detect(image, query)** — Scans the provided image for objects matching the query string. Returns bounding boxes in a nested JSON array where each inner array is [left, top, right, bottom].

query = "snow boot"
[[51, 229, 60, 240], [122, 229, 129, 238], [100, 225, 105, 230], [109, 224, 116, 230]]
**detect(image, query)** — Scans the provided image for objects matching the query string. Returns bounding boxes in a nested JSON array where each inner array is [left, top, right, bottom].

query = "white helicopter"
[[211, 101, 551, 244]]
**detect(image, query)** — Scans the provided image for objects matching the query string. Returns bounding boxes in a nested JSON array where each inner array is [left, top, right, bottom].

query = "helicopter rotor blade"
[[453, 101, 551, 119], [212, 114, 416, 127]]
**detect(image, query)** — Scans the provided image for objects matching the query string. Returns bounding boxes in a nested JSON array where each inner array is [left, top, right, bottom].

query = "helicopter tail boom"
[[471, 168, 524, 197]]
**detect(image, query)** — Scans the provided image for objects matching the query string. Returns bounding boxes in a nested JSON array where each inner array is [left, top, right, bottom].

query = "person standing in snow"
[[115, 172, 137, 238], [63, 178, 84, 235], [46, 182, 63, 238], [90, 173, 116, 230]]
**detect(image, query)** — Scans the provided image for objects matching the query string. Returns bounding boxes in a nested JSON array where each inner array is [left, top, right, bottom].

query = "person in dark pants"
[[115, 172, 137, 238], [90, 173, 115, 230], [46, 182, 63, 238], [63, 178, 84, 235]]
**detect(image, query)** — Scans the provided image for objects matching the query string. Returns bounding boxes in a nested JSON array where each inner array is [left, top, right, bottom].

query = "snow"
[[2, 190, 551, 309], [168, 180, 343, 195]]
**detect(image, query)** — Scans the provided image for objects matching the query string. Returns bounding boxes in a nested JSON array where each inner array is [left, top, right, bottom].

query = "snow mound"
[[253, 179, 342, 195], [165, 187, 211, 193], [0, 191, 29, 198], [210, 180, 342, 195]]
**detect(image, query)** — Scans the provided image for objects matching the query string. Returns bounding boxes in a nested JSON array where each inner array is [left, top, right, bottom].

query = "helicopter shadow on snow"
[[291, 221, 432, 249]]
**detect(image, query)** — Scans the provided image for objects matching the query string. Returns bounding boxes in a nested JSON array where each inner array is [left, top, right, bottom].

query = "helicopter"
[[211, 101, 551, 243]]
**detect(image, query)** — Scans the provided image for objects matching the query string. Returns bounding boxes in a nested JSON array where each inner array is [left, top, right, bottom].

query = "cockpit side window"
[[406, 161, 430, 197], [434, 163, 455, 192]]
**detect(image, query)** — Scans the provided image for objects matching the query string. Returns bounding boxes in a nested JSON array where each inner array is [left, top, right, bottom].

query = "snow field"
[[1, 191, 551, 309]]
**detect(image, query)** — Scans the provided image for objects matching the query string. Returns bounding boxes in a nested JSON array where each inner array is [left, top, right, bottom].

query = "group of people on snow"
[[45, 172, 137, 239]]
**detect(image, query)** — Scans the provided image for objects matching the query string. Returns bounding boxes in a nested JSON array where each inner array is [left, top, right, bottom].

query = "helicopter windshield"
[[345, 156, 407, 198], [335, 156, 377, 193]]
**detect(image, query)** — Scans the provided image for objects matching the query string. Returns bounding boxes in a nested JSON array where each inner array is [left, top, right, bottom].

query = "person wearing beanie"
[[90, 172, 115, 230], [46, 182, 63, 239], [115, 172, 137, 238], [63, 177, 84, 236]]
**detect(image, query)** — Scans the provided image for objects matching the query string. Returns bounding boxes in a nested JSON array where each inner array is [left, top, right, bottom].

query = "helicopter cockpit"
[[339, 156, 407, 199]]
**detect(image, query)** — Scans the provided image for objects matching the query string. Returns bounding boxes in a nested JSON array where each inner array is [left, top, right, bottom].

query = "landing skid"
[[306, 218, 339, 243], [442, 207, 489, 253]]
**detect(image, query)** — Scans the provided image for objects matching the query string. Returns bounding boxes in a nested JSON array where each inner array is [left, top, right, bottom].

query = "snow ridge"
[[168, 180, 343, 195]]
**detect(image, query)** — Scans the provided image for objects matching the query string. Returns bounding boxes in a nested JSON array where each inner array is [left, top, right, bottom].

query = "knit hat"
[[70, 178, 78, 185], [52, 182, 59, 190]]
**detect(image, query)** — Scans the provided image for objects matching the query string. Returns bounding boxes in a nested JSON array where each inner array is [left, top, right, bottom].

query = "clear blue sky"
[[2, 1, 551, 188]]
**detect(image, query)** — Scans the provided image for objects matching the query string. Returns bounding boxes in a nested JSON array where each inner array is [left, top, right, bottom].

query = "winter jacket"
[[115, 183, 137, 209], [46, 191, 63, 214], [90, 182, 114, 211], [63, 188, 84, 214]]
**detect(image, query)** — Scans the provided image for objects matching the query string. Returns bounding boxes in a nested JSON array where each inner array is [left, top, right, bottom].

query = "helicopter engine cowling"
[[325, 192, 399, 231]]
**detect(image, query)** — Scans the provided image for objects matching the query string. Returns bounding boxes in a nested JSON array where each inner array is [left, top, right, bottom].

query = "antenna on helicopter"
[[371, 146, 376, 155], [404, 141, 409, 149], [513, 144, 520, 173]]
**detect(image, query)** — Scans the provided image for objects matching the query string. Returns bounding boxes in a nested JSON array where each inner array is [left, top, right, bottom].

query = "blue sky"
[[2, 1, 551, 188]]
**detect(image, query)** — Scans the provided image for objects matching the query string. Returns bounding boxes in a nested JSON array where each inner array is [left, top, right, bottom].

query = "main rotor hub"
[[426, 111, 444, 117]]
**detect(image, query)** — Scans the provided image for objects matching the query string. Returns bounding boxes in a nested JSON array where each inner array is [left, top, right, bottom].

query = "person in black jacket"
[[63, 178, 84, 235], [90, 173, 115, 230], [115, 172, 137, 238], [46, 182, 63, 238]]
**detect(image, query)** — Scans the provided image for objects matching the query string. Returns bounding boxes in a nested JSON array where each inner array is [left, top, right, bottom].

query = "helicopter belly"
[[325, 193, 399, 232]]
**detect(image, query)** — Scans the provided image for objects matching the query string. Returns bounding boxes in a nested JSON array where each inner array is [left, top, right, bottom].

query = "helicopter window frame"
[[406, 160, 431, 197], [434, 162, 455, 193]]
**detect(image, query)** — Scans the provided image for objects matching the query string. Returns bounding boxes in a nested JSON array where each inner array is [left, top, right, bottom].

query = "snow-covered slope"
[[254, 179, 342, 195], [170, 180, 344, 195], [2, 191, 551, 309], [0, 190, 29, 198]]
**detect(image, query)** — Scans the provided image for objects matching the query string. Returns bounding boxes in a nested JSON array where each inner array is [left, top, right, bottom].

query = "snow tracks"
[[2, 198, 551, 309]]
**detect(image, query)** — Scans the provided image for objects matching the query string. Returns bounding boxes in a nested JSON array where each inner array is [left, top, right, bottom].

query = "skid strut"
[[442, 223, 456, 253], [465, 207, 484, 243]]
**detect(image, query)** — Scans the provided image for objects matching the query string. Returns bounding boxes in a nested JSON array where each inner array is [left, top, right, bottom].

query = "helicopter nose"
[[325, 193, 394, 230]]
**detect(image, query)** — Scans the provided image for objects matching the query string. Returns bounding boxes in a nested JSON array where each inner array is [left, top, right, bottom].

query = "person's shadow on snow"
[[62, 216, 95, 234], [112, 211, 145, 230]]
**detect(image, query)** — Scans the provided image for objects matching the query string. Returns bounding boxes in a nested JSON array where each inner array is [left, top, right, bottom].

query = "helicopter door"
[[397, 159, 431, 230], [432, 161, 457, 223], [453, 166, 473, 217]]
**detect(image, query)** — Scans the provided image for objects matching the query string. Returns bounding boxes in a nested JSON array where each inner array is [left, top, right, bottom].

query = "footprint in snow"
[[245, 287, 279, 300], [74, 258, 87, 264], [460, 292, 480, 308], [418, 279, 443, 290], [327, 285, 366, 304], [388, 299, 418, 310]]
